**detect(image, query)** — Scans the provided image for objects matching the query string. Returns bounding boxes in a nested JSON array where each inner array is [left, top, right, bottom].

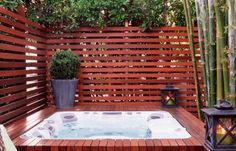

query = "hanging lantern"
[[201, 100, 236, 151], [160, 84, 179, 107]]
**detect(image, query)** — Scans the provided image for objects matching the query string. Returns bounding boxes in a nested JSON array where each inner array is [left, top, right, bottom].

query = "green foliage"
[[139, 0, 165, 30], [76, 0, 107, 27], [26, 0, 80, 30], [1, 0, 197, 30], [0, 0, 23, 11], [128, 1, 144, 26], [50, 50, 80, 79], [105, 0, 130, 26], [168, 0, 196, 26]]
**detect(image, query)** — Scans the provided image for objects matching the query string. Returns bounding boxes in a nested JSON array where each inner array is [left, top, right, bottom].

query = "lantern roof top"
[[202, 100, 236, 116], [160, 84, 179, 91], [160, 87, 179, 91], [201, 108, 236, 116]]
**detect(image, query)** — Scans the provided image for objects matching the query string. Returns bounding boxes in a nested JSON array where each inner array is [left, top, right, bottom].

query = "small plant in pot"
[[50, 50, 79, 109]]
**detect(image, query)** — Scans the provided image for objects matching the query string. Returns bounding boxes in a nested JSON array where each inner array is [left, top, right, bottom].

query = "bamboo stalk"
[[228, 0, 236, 107], [182, 0, 203, 119], [214, 0, 229, 102], [234, 1, 236, 107], [195, 0, 208, 106], [199, 0, 211, 107], [208, 0, 216, 107]]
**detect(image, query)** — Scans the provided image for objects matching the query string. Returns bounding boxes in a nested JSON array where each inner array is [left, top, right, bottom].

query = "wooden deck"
[[6, 103, 207, 151]]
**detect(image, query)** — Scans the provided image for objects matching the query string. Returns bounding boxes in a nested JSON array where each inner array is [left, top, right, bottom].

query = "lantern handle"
[[214, 99, 233, 110]]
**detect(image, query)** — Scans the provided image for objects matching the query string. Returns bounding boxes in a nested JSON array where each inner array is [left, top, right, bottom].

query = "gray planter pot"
[[52, 79, 78, 109]]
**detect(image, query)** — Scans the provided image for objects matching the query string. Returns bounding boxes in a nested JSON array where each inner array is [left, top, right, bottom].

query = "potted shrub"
[[50, 50, 79, 109]]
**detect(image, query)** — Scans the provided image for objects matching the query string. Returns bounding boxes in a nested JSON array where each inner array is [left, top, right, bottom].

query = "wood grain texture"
[[0, 9, 208, 151], [0, 7, 205, 120], [46, 26, 204, 115], [0, 7, 47, 124]]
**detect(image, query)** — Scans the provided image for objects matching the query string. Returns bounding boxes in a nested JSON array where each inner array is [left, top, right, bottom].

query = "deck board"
[[114, 140, 123, 151], [99, 139, 108, 151], [75, 140, 85, 151], [107, 140, 115, 151], [145, 140, 154, 151], [123, 140, 131, 151], [6, 103, 207, 151]]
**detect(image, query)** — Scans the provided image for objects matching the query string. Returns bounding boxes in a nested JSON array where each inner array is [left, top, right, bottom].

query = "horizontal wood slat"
[[0, 52, 46, 61], [0, 7, 44, 31], [46, 26, 198, 33], [47, 44, 191, 49], [0, 8, 47, 124], [0, 62, 46, 68], [0, 69, 46, 77], [0, 44, 46, 55], [46, 37, 199, 44], [0, 25, 45, 43], [79, 62, 200, 67], [0, 34, 46, 49], [77, 73, 202, 78], [48, 50, 199, 55], [79, 67, 202, 73], [0, 16, 44, 37], [47, 32, 199, 38], [0, 75, 46, 87], [79, 79, 200, 83], [0, 92, 46, 114], [0, 81, 46, 95], [47, 26, 204, 114]]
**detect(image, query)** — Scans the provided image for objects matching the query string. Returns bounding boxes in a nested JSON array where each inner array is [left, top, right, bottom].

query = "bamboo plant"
[[195, 0, 208, 107], [214, 0, 229, 102], [228, 0, 236, 106], [196, 0, 211, 107], [182, 0, 203, 119], [200, 0, 211, 107], [208, 0, 216, 107], [193, 0, 236, 108]]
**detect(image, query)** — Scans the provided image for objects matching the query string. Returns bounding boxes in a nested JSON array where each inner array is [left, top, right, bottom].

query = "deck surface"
[[6, 103, 207, 151]]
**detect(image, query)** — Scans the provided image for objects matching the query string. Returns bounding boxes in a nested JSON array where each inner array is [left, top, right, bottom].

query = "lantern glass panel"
[[205, 116, 214, 144], [216, 117, 236, 145], [163, 91, 176, 105], [202, 107, 236, 151]]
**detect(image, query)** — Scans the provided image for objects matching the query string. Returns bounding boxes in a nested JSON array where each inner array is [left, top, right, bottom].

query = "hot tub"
[[21, 111, 191, 139]]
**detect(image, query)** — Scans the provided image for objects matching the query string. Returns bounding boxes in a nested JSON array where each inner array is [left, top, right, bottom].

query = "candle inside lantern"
[[216, 124, 234, 145], [166, 96, 174, 105]]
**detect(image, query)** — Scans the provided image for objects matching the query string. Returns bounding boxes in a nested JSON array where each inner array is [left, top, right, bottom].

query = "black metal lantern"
[[160, 84, 179, 107], [201, 100, 236, 151]]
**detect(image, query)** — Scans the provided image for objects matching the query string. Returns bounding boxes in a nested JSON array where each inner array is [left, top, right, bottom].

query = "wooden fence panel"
[[0, 7, 204, 117], [0, 7, 47, 124], [46, 26, 204, 115]]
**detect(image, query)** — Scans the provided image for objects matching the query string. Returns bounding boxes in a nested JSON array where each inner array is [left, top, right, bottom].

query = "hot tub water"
[[21, 111, 191, 139]]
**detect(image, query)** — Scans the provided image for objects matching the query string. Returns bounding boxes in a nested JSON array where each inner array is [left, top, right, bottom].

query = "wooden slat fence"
[[0, 7, 204, 119], [46, 26, 204, 115], [0, 7, 47, 124]]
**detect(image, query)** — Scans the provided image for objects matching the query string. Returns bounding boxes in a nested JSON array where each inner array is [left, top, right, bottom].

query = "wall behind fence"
[[47, 26, 204, 115], [0, 7, 47, 124]]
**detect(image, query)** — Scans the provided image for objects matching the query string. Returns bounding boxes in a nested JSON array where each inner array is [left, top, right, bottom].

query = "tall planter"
[[52, 79, 78, 109], [50, 50, 80, 109]]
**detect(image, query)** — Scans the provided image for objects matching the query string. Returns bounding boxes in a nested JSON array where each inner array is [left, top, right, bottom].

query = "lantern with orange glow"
[[201, 100, 236, 151], [160, 85, 179, 107]]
